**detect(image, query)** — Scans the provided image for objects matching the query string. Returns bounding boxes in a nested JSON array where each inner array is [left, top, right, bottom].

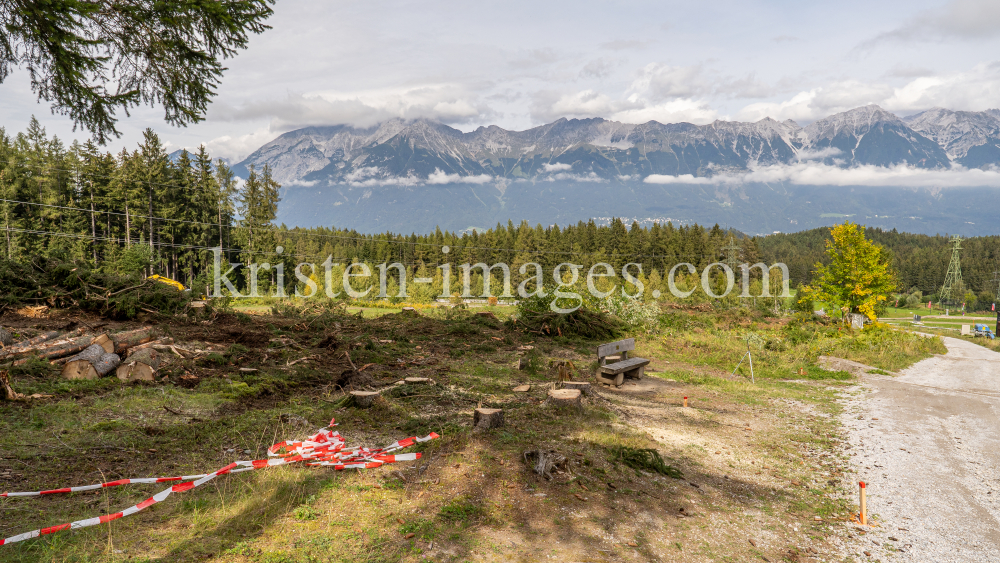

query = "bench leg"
[[597, 373, 625, 387], [624, 366, 645, 380]]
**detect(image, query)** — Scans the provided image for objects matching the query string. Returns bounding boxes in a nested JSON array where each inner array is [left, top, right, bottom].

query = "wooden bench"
[[596, 338, 649, 387]]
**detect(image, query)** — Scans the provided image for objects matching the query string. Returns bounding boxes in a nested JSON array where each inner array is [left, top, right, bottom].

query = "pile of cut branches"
[[0, 258, 190, 319], [508, 295, 624, 339]]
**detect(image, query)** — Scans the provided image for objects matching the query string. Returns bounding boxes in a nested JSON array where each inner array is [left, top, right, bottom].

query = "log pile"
[[0, 326, 159, 381]]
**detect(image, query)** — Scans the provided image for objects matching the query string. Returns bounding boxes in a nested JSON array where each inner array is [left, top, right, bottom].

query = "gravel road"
[[843, 335, 1000, 562]]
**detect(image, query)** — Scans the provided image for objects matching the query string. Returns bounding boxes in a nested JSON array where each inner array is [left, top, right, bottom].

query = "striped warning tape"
[[0, 419, 438, 546]]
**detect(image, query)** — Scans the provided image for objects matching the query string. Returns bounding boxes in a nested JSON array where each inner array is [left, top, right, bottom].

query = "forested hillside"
[[2, 119, 997, 309]]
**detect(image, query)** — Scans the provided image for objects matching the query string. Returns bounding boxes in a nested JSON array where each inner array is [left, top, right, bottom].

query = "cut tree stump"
[[62, 346, 120, 380], [350, 391, 379, 408], [116, 349, 160, 382], [547, 388, 582, 410], [473, 408, 504, 431], [513, 384, 531, 392], [562, 381, 592, 396], [404, 377, 431, 385]]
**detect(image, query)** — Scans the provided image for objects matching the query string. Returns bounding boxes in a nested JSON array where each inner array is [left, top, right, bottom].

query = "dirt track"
[[844, 335, 1000, 562]]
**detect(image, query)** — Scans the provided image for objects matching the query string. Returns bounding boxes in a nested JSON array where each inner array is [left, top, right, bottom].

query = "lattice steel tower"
[[722, 236, 741, 270], [939, 235, 963, 304]]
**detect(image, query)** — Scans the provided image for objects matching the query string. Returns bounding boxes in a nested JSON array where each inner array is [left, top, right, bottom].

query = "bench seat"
[[600, 357, 650, 375]]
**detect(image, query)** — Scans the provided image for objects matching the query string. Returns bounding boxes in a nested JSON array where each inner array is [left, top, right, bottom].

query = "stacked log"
[[111, 328, 154, 354], [62, 345, 121, 380], [116, 349, 160, 382]]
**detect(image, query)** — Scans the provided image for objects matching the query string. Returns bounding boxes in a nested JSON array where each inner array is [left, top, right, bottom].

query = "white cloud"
[[795, 147, 843, 161], [628, 63, 712, 100], [736, 80, 893, 122], [542, 162, 572, 172], [427, 168, 494, 184], [200, 128, 279, 162], [737, 64, 1000, 123], [646, 162, 1000, 188], [610, 99, 719, 125], [210, 84, 489, 131], [863, 0, 1000, 47]]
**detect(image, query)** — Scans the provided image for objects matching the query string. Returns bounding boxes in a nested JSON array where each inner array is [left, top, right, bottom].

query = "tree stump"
[[404, 377, 431, 385], [473, 408, 504, 432], [350, 390, 379, 408], [512, 384, 531, 392], [547, 388, 582, 410], [62, 344, 108, 380], [0, 328, 12, 347], [562, 381, 591, 396], [116, 349, 160, 382], [517, 357, 529, 370], [475, 311, 498, 321]]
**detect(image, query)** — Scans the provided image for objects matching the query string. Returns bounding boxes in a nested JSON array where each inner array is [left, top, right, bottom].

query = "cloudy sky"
[[3, 0, 1000, 162]]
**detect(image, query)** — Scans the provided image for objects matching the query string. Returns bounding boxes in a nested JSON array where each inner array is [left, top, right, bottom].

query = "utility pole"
[[939, 235, 963, 304]]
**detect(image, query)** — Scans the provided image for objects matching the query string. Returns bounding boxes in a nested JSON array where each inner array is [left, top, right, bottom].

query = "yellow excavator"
[[148, 275, 208, 301], [148, 274, 186, 292]]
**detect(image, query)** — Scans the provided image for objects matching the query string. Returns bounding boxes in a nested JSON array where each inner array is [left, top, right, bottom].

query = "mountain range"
[[214, 105, 1000, 235]]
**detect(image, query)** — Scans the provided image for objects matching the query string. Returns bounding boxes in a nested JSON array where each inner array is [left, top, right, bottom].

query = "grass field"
[[0, 304, 944, 562]]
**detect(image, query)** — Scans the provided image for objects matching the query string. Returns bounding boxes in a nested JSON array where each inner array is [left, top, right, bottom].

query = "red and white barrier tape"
[[0, 419, 438, 547]]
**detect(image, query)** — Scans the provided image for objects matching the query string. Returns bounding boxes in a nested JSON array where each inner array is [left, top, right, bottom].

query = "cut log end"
[[116, 349, 160, 382], [350, 391, 380, 408], [62, 359, 99, 380], [547, 388, 582, 410], [473, 408, 504, 432], [562, 381, 592, 396]]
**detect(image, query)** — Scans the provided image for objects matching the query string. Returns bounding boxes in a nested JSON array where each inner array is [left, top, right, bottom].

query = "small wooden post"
[[683, 396, 688, 408], [859, 481, 867, 525]]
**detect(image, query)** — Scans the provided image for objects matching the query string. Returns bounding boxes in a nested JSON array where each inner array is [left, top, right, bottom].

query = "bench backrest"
[[597, 338, 635, 363]]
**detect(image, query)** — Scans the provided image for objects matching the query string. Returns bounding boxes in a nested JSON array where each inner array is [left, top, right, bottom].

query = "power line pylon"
[[939, 235, 963, 304], [722, 236, 741, 271]]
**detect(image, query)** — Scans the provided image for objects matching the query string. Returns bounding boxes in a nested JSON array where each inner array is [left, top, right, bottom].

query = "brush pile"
[[0, 258, 190, 319], [509, 295, 624, 339]]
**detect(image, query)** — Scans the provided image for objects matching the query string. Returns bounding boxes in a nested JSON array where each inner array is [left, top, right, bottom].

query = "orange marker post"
[[683, 396, 688, 408], [859, 481, 867, 525]]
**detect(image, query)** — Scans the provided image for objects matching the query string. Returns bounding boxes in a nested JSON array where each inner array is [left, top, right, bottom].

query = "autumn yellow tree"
[[802, 222, 897, 321]]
